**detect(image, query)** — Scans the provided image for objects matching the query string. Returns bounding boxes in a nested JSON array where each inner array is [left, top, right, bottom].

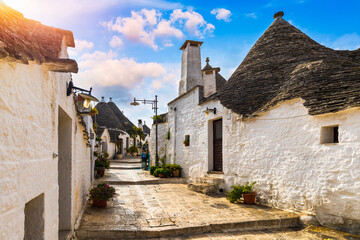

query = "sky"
[[5, 0, 360, 126]]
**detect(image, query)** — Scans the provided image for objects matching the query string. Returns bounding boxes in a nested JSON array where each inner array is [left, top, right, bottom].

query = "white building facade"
[[0, 4, 94, 239], [151, 14, 360, 234]]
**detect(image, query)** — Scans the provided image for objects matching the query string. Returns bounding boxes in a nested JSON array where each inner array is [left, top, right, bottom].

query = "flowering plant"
[[94, 151, 110, 169], [89, 183, 116, 201]]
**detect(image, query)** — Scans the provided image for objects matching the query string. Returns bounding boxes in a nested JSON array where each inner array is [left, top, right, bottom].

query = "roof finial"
[[101, 96, 105, 102], [109, 97, 112, 102], [273, 11, 284, 19], [206, 57, 209, 63]]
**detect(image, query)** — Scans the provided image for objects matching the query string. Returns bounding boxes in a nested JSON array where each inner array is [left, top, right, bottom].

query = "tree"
[[128, 126, 145, 147]]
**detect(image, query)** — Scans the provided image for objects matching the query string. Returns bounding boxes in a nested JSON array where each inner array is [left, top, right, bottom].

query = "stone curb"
[[76, 216, 300, 239]]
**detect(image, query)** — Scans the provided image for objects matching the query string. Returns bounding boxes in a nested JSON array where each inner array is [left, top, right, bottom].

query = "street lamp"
[[130, 95, 159, 166]]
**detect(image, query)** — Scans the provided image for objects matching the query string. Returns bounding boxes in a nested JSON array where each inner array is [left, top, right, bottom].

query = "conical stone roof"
[[107, 101, 135, 133], [218, 15, 360, 118], [95, 102, 124, 130]]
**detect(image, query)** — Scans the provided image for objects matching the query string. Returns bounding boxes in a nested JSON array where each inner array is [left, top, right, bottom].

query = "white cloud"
[[74, 50, 177, 92], [245, 12, 257, 19], [331, 33, 360, 50], [68, 39, 94, 57], [211, 8, 232, 22], [109, 36, 124, 48], [170, 9, 215, 36], [102, 8, 214, 49], [4, 0, 182, 25]]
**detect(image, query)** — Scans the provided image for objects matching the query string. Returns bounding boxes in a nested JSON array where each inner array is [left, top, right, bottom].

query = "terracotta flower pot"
[[158, 173, 167, 178], [95, 167, 105, 177], [92, 198, 107, 207], [243, 193, 256, 205], [172, 170, 180, 177]]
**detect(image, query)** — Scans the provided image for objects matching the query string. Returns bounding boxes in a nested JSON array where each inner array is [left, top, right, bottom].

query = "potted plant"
[[89, 183, 116, 207], [170, 164, 182, 177], [183, 139, 189, 147], [241, 182, 257, 205], [94, 151, 110, 177], [94, 159, 105, 177], [226, 181, 256, 205], [129, 145, 138, 156], [153, 167, 170, 178]]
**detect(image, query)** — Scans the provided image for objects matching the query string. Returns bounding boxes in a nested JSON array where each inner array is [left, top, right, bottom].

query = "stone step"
[[76, 216, 300, 239], [98, 178, 187, 185], [188, 183, 217, 195], [109, 160, 142, 163], [196, 176, 224, 185]]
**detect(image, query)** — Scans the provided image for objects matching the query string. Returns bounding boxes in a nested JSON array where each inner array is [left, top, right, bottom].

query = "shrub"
[[153, 168, 160, 177], [88, 183, 115, 201], [150, 166, 159, 175], [226, 182, 256, 203], [129, 145, 138, 153]]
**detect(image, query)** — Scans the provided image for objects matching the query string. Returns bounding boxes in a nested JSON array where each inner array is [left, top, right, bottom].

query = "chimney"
[[138, 119, 143, 129], [179, 40, 203, 95], [202, 57, 221, 98]]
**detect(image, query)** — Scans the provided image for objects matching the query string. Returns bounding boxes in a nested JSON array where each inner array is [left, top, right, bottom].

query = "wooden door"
[[213, 119, 223, 171]]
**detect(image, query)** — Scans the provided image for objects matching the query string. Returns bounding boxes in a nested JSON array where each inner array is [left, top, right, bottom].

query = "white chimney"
[[179, 40, 203, 95]]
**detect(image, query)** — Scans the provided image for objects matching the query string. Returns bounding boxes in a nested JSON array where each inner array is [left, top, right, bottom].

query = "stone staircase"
[[188, 176, 225, 195]]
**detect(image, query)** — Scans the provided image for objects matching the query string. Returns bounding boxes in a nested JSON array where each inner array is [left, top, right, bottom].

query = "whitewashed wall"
[[0, 61, 92, 239], [167, 87, 360, 234], [149, 123, 168, 166]]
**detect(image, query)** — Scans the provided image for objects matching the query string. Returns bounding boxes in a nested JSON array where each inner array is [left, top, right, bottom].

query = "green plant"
[[226, 182, 256, 203], [94, 151, 110, 169], [151, 115, 162, 122], [150, 166, 159, 175], [169, 164, 182, 171], [129, 145, 138, 153], [153, 168, 160, 177], [183, 139, 189, 145], [242, 182, 256, 194], [90, 106, 98, 115], [153, 167, 170, 177], [96, 136, 102, 142], [166, 130, 170, 140], [88, 183, 115, 201]]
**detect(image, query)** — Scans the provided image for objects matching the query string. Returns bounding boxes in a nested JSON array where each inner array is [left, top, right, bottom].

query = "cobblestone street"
[[75, 158, 358, 239]]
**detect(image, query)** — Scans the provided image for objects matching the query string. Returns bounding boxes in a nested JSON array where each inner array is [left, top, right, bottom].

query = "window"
[[321, 125, 339, 144]]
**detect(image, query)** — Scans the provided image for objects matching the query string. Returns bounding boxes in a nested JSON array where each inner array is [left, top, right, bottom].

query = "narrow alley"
[[75, 157, 356, 240]]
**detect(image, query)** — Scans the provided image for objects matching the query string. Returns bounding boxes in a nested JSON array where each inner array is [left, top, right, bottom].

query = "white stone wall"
[[0, 61, 92, 239], [149, 123, 168, 166], [202, 70, 216, 98], [167, 87, 360, 233]]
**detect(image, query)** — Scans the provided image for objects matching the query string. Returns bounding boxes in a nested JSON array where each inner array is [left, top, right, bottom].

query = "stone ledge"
[[76, 216, 300, 239]]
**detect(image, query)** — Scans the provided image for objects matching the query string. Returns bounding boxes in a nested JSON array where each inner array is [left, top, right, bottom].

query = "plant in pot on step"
[[226, 181, 257, 204], [94, 151, 110, 177], [89, 183, 116, 207], [153, 167, 170, 178], [170, 164, 182, 177], [241, 182, 257, 205]]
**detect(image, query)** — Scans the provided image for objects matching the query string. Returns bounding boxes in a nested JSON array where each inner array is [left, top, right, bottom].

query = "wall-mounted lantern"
[[67, 79, 99, 114], [203, 107, 216, 114]]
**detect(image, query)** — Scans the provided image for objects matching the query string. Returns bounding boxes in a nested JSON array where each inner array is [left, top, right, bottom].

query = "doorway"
[[213, 119, 223, 171], [58, 107, 72, 235], [24, 193, 44, 240]]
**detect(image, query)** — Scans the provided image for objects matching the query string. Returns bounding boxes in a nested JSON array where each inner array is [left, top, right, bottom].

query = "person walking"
[[141, 151, 146, 170]]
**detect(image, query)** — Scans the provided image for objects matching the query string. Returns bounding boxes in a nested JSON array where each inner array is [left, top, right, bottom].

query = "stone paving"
[[76, 160, 359, 239]]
